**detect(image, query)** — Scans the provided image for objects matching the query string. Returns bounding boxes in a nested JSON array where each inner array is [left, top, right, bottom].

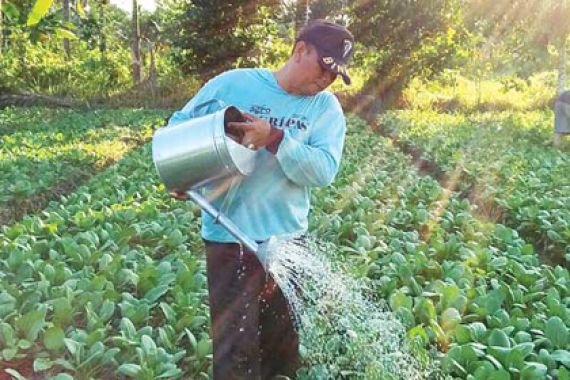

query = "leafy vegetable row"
[[0, 107, 168, 225], [379, 110, 570, 265], [0, 114, 386, 379], [1, 144, 212, 379], [311, 116, 570, 379], [2, 112, 567, 379]]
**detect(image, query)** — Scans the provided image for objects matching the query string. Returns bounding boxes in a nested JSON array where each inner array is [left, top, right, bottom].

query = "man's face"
[[294, 42, 338, 96]]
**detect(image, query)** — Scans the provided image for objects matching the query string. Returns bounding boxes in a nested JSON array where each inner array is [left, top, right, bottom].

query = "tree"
[[166, 0, 280, 79], [97, 0, 107, 55], [348, 0, 466, 116], [464, 0, 569, 94], [139, 11, 161, 91], [308, 0, 347, 24], [0, 0, 78, 48], [294, 0, 309, 36], [542, 0, 570, 94], [76, 0, 127, 57], [559, 37, 567, 94]]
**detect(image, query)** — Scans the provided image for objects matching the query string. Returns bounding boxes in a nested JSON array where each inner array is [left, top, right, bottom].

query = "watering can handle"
[[190, 99, 227, 118]]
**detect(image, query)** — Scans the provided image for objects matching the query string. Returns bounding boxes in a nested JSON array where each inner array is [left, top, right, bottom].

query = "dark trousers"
[[204, 240, 301, 380]]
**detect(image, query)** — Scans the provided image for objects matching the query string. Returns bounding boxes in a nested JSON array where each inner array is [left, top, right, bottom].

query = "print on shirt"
[[249, 105, 310, 131]]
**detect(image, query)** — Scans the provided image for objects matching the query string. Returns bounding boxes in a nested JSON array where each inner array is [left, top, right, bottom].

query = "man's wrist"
[[266, 127, 284, 154]]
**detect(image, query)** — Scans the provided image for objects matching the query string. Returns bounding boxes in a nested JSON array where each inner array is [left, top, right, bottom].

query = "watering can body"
[[152, 100, 272, 260], [152, 101, 259, 192]]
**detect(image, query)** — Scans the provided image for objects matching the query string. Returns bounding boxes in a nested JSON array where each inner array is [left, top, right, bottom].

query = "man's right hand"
[[170, 190, 189, 200]]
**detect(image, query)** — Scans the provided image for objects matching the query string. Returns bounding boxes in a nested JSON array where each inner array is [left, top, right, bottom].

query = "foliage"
[[163, 0, 281, 79], [0, 34, 132, 98], [0, 0, 562, 110], [0, 0, 182, 102], [311, 116, 570, 379], [402, 71, 559, 112], [463, 0, 570, 79], [2, 0, 77, 45], [1, 109, 569, 378], [0, 139, 211, 379], [0, 107, 167, 223], [76, 2, 130, 52], [380, 110, 570, 264], [347, 0, 469, 111]]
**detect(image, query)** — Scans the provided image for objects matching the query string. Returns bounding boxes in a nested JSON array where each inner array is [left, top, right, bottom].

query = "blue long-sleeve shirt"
[[167, 68, 346, 242]]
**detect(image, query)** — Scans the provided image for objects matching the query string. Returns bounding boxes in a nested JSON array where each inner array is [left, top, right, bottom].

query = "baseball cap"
[[296, 19, 355, 85]]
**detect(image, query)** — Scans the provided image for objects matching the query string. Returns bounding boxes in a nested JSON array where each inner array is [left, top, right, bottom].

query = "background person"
[[553, 90, 570, 147]]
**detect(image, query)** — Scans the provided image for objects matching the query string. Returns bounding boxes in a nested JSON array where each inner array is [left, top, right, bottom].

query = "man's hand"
[[227, 113, 272, 150], [170, 190, 189, 200]]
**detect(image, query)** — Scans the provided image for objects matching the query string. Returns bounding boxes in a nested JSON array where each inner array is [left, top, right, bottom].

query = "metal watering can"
[[152, 100, 275, 267]]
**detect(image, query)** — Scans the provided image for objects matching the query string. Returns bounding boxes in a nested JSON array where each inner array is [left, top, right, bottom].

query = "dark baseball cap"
[[296, 19, 355, 85]]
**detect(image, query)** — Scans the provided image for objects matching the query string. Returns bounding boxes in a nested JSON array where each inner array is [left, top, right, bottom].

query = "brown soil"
[[0, 357, 40, 380]]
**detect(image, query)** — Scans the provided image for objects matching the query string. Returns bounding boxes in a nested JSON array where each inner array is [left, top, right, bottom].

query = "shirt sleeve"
[[275, 98, 346, 188], [166, 75, 226, 127]]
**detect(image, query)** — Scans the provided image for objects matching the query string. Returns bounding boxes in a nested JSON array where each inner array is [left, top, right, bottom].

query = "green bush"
[[0, 31, 180, 102], [403, 71, 560, 112]]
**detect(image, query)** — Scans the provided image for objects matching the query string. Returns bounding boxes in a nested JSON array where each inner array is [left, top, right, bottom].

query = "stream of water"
[[261, 236, 433, 379]]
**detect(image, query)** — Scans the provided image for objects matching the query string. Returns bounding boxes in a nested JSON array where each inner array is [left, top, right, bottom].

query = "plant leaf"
[[43, 326, 65, 351], [118, 363, 142, 377], [27, 0, 55, 26]]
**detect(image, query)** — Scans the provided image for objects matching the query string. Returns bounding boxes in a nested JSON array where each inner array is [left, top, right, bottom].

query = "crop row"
[[0, 114, 387, 379], [0, 142, 213, 379], [0, 107, 168, 225], [379, 110, 570, 265], [310, 116, 570, 379], [2, 112, 568, 379]]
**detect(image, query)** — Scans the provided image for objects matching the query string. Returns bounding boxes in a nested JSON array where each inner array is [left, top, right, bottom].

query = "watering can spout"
[[186, 190, 277, 269], [256, 236, 279, 271]]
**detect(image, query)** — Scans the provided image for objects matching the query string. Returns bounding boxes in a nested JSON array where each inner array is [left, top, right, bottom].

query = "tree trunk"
[[0, 92, 80, 108], [62, 0, 71, 58], [0, 0, 3, 55], [99, 0, 107, 58], [148, 45, 157, 97], [16, 30, 27, 81], [347, 63, 416, 122], [294, 0, 310, 36], [149, 45, 157, 83], [558, 36, 567, 95], [131, 0, 141, 85]]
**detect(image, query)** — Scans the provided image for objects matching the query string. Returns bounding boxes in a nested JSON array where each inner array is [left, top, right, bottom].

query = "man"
[[553, 90, 570, 148], [169, 20, 354, 379]]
